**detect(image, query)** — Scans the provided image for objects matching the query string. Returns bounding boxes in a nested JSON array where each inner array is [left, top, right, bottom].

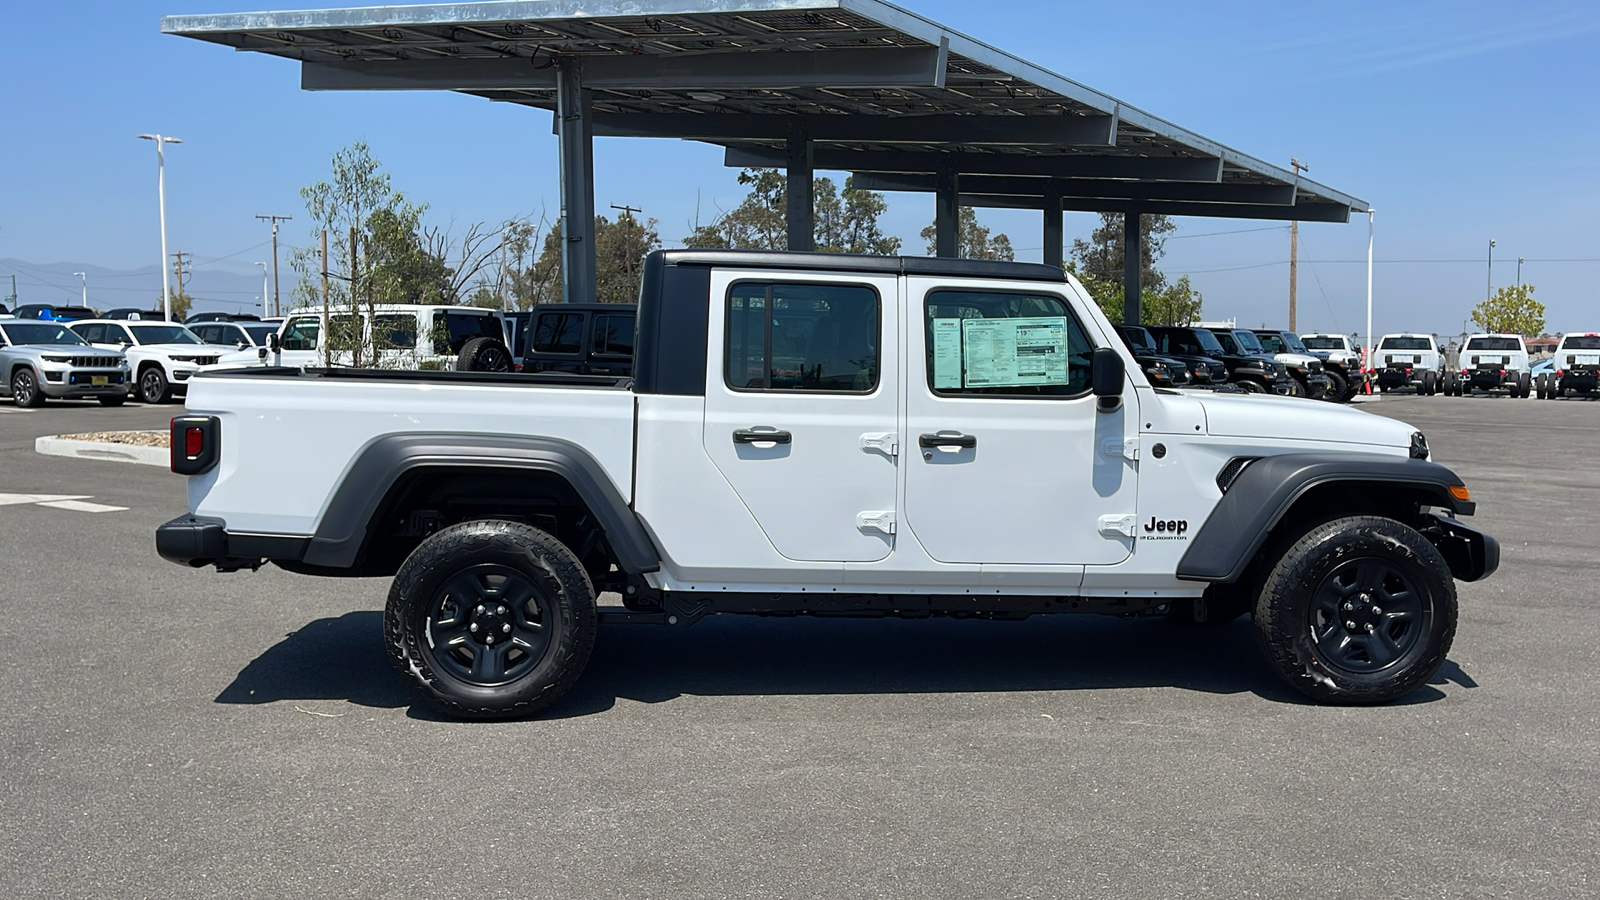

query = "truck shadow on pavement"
[[216, 611, 1473, 718]]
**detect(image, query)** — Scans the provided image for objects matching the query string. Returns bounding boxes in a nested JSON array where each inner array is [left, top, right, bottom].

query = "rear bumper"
[[156, 514, 309, 568]]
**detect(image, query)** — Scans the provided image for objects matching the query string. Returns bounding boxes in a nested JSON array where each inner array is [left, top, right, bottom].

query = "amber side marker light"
[[1449, 485, 1472, 502]]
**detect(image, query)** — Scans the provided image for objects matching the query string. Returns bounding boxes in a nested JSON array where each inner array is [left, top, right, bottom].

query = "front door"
[[901, 280, 1137, 566], [701, 271, 900, 563]]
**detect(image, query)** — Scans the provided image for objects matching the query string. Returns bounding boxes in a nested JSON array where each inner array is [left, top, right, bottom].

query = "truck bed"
[[183, 367, 637, 537]]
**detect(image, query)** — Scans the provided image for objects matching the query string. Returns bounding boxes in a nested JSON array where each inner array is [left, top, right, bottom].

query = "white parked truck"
[[157, 250, 1498, 719], [1447, 334, 1531, 397], [1540, 332, 1600, 399], [1374, 334, 1444, 395]]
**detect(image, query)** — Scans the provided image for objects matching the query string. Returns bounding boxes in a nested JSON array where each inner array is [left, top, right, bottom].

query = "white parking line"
[[0, 407, 36, 414], [34, 499, 128, 513], [0, 492, 126, 513]]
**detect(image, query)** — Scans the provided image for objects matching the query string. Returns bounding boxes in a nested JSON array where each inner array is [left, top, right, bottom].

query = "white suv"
[[1374, 334, 1443, 395], [1447, 334, 1531, 397], [69, 320, 236, 404], [226, 305, 510, 371]]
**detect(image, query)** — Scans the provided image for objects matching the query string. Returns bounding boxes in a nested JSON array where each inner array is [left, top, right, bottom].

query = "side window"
[[1257, 334, 1284, 353], [592, 314, 636, 356], [280, 317, 321, 351], [75, 324, 105, 344], [532, 313, 583, 354], [433, 312, 500, 354], [192, 324, 220, 344], [725, 282, 879, 393], [374, 314, 418, 350], [924, 290, 1091, 397]]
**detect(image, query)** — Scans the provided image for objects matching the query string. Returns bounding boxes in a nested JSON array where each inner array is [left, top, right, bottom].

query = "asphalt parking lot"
[[0, 393, 1594, 899]]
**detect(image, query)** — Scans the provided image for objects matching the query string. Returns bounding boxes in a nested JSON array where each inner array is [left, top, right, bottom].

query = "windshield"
[[1301, 336, 1344, 350], [1278, 333, 1310, 354], [1380, 336, 1433, 350], [0, 323, 88, 346], [1466, 337, 1521, 351], [1232, 330, 1265, 352], [243, 324, 279, 345], [1560, 336, 1600, 351], [129, 324, 202, 345]]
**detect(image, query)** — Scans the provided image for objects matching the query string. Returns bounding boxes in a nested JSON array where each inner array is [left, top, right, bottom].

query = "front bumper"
[[1426, 512, 1500, 582], [40, 369, 129, 398]]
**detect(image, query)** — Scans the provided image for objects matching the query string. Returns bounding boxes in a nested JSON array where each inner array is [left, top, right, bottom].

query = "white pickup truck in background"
[[157, 250, 1498, 719]]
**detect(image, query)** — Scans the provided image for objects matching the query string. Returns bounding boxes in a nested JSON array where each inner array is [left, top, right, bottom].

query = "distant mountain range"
[[1, 257, 295, 317]]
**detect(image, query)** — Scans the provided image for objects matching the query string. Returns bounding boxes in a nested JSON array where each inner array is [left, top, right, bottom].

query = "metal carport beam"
[[724, 146, 1223, 182], [851, 173, 1296, 205], [592, 113, 1115, 146], [557, 57, 596, 305], [301, 46, 947, 92], [953, 193, 1353, 223]]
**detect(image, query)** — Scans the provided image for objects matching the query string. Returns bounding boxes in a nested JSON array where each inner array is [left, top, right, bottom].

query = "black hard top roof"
[[655, 249, 1065, 283]]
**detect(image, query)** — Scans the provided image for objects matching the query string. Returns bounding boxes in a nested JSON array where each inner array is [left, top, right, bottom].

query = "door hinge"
[[859, 432, 898, 457], [857, 510, 897, 534], [1098, 514, 1137, 537], [1101, 437, 1138, 460]]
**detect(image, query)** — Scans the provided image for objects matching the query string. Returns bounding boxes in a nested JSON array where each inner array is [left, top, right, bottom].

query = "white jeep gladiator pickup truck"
[[157, 250, 1498, 719]]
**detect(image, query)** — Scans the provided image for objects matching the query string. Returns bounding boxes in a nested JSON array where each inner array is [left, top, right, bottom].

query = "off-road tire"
[[1238, 379, 1267, 394], [10, 368, 44, 408], [456, 336, 513, 373], [97, 394, 126, 407], [1254, 516, 1456, 704], [384, 519, 597, 720], [138, 366, 172, 404], [1322, 370, 1347, 402]]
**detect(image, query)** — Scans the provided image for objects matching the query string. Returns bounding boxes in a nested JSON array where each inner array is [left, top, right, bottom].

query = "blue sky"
[[2, 0, 1597, 337]]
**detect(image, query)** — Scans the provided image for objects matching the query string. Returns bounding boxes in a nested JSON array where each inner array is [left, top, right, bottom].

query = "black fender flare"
[[1176, 453, 1474, 584], [303, 433, 660, 574]]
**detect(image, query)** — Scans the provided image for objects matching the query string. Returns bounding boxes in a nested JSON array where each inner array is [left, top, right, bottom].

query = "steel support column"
[[557, 56, 596, 304], [935, 164, 960, 258], [786, 122, 814, 252], [1122, 211, 1142, 324], [1042, 183, 1063, 269]]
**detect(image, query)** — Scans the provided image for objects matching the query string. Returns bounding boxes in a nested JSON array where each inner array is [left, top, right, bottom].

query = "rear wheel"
[[10, 368, 44, 408], [1254, 516, 1456, 704], [1442, 370, 1459, 397], [1420, 370, 1437, 395], [1518, 371, 1532, 398], [384, 519, 596, 720], [456, 336, 513, 372]]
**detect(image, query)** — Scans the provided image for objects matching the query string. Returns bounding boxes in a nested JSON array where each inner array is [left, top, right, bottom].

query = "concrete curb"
[[35, 436, 168, 467]]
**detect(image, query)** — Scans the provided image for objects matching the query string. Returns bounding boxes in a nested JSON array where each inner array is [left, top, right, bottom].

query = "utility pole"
[[171, 251, 191, 319], [1288, 158, 1308, 332], [610, 203, 643, 300], [256, 214, 292, 317]]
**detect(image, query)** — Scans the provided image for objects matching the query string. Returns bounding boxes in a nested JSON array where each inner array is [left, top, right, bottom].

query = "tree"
[[919, 207, 1014, 260], [684, 168, 900, 254], [1471, 284, 1545, 335], [1070, 212, 1178, 291], [519, 212, 662, 306], [1069, 266, 1201, 326]]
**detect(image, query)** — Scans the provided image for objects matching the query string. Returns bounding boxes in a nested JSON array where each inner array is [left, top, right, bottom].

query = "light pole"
[[1364, 209, 1374, 377], [1486, 238, 1496, 302], [72, 271, 87, 307], [137, 134, 183, 321], [255, 261, 269, 313], [1517, 256, 1524, 288]]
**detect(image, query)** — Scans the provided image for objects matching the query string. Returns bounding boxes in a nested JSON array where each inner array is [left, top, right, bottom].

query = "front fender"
[[1176, 453, 1475, 583]]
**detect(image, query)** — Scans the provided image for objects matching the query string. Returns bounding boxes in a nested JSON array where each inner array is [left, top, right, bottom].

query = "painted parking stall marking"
[[0, 493, 127, 513]]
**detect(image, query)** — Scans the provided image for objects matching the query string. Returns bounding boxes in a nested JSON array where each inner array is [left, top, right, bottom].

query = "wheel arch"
[[301, 433, 660, 577], [1177, 453, 1475, 585]]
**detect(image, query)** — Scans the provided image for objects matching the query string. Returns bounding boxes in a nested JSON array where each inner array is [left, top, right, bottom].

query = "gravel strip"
[[53, 431, 167, 447]]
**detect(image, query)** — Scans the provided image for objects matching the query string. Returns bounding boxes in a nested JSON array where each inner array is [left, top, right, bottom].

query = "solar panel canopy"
[[162, 0, 1366, 223]]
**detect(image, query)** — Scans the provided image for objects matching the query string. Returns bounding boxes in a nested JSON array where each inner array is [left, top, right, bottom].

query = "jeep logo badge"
[[1143, 517, 1188, 537]]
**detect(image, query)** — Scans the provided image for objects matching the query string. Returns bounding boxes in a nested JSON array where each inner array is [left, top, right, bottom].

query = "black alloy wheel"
[[11, 369, 43, 408], [456, 336, 513, 372], [1238, 379, 1266, 394], [1306, 559, 1426, 675], [1254, 516, 1455, 704], [139, 367, 171, 404], [423, 564, 553, 686], [1323, 370, 1347, 402]]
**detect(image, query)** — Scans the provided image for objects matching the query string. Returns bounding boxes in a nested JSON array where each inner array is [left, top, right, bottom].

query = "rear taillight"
[[171, 415, 220, 475]]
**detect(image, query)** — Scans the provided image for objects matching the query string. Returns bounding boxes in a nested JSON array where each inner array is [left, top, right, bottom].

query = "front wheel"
[[138, 367, 172, 404], [1254, 516, 1456, 704], [1322, 370, 1347, 402], [11, 368, 44, 408], [1237, 379, 1267, 394], [384, 519, 597, 720]]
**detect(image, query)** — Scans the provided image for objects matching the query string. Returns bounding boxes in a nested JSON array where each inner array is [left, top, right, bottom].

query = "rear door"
[[901, 280, 1137, 566], [701, 270, 899, 563]]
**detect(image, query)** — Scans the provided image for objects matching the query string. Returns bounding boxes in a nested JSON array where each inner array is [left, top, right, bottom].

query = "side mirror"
[[267, 332, 281, 353], [1092, 346, 1125, 410]]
